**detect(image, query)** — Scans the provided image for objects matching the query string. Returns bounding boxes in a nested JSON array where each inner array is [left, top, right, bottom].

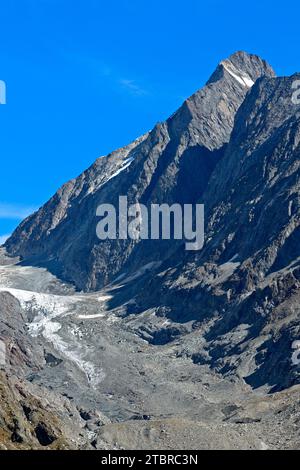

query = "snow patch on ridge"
[[222, 61, 255, 88], [105, 156, 135, 183]]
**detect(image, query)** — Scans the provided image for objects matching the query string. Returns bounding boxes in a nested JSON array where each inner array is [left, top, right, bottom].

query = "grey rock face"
[[0, 291, 43, 374], [5, 51, 275, 291], [131, 72, 300, 391]]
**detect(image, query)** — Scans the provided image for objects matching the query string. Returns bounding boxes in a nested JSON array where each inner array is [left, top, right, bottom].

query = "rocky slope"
[[2, 51, 300, 450], [0, 288, 90, 449], [1, 249, 300, 450]]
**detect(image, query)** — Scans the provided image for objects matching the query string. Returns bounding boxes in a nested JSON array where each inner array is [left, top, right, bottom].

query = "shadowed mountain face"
[[131, 71, 300, 391], [2, 52, 300, 450], [5, 51, 275, 290]]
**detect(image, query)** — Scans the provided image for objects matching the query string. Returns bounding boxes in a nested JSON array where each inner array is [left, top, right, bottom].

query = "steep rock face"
[[201, 73, 300, 276], [0, 292, 43, 376], [131, 73, 300, 391], [5, 52, 275, 290]]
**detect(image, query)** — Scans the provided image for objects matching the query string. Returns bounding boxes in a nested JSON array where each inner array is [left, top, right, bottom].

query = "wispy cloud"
[[62, 49, 150, 97], [0, 234, 10, 245], [119, 79, 148, 96], [0, 203, 37, 220]]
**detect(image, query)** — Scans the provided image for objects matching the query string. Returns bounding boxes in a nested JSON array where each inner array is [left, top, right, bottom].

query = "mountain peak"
[[207, 51, 276, 87]]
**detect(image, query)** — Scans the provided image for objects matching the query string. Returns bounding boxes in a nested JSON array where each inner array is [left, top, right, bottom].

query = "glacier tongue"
[[0, 262, 112, 387]]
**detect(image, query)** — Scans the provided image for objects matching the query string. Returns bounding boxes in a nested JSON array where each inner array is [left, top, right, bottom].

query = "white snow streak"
[[105, 157, 134, 183], [222, 62, 255, 88]]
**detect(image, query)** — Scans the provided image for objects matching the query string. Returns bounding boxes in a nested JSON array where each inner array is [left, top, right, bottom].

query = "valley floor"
[[0, 248, 299, 450]]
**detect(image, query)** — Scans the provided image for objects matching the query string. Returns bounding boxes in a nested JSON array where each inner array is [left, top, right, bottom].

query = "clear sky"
[[0, 0, 299, 242]]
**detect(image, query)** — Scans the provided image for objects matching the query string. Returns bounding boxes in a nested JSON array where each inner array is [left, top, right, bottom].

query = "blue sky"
[[0, 0, 300, 242]]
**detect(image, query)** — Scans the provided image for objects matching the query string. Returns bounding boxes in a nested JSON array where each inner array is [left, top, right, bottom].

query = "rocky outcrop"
[[0, 371, 87, 450]]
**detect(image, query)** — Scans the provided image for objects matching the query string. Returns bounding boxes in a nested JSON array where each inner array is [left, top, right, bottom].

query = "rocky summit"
[[1, 51, 300, 450]]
